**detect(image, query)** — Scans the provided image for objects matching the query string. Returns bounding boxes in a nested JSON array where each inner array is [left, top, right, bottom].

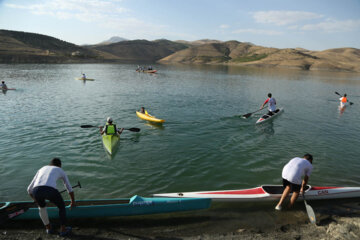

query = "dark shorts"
[[282, 178, 301, 192], [32, 186, 66, 225]]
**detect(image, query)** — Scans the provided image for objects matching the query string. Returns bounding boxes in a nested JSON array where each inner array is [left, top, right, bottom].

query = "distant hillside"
[[159, 41, 360, 72], [175, 39, 223, 46], [0, 29, 119, 63], [97, 36, 128, 45], [90, 39, 188, 62]]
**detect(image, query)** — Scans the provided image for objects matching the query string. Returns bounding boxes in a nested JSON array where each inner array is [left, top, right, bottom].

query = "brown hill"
[[0, 29, 120, 63], [159, 41, 360, 72], [90, 39, 188, 62]]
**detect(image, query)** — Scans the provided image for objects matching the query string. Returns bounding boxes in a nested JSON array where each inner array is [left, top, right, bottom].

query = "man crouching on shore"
[[275, 153, 313, 210], [27, 158, 75, 236]]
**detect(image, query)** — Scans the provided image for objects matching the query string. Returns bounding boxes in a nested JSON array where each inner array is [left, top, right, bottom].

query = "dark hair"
[[268, 93, 272, 97], [50, 158, 62, 167], [344, 94, 347, 97], [303, 153, 313, 162]]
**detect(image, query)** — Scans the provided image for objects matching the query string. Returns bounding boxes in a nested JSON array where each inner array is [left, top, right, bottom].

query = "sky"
[[0, 0, 359, 50]]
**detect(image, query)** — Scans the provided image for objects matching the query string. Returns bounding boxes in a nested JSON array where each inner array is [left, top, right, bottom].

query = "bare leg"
[[288, 191, 300, 208], [276, 185, 291, 209]]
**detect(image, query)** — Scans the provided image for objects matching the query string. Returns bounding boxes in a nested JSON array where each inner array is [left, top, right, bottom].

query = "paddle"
[[335, 92, 354, 105], [0, 181, 82, 224], [303, 193, 316, 224], [242, 107, 265, 119], [80, 125, 140, 132]]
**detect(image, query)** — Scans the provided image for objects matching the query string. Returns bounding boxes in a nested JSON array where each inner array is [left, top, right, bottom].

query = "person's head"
[[1, 81, 4, 84], [344, 94, 347, 97], [50, 158, 62, 167], [141, 107, 145, 111], [107, 117, 113, 123], [268, 93, 272, 98], [303, 153, 313, 164]]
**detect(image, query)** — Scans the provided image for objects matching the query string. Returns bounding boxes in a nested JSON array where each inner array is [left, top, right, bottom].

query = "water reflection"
[[255, 122, 275, 136]]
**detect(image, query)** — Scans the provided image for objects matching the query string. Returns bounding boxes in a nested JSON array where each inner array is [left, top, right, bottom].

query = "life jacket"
[[341, 97, 347, 103], [104, 123, 117, 135]]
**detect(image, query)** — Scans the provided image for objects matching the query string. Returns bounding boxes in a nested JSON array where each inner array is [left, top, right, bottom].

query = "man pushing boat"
[[27, 158, 75, 236], [275, 153, 313, 210]]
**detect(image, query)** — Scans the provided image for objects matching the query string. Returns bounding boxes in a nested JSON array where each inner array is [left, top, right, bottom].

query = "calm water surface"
[[1, 64, 359, 201]]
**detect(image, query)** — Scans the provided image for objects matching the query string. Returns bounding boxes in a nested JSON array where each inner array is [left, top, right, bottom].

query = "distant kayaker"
[[1, 81, 8, 90], [261, 93, 277, 115], [82, 73, 86, 80], [27, 158, 75, 236], [140, 107, 148, 114], [339, 93, 348, 108], [275, 153, 313, 210], [100, 117, 124, 135]]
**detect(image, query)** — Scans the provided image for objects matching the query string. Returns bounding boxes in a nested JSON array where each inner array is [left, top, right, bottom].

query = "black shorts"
[[282, 178, 301, 192]]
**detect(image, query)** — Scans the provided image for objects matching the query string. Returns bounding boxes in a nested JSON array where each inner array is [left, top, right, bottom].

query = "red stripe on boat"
[[199, 187, 266, 195], [310, 186, 341, 190]]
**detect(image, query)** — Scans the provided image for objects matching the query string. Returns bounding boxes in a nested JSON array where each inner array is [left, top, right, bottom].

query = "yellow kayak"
[[136, 111, 165, 123], [75, 77, 95, 81], [102, 134, 119, 155]]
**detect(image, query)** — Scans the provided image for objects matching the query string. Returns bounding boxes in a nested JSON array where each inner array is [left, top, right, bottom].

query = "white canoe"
[[256, 108, 284, 124], [153, 185, 360, 202]]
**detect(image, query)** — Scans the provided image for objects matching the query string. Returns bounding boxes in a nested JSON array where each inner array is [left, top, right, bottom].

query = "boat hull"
[[136, 111, 165, 123], [153, 185, 360, 202], [1, 196, 211, 220], [136, 70, 157, 73], [75, 78, 95, 81], [102, 134, 119, 155], [256, 108, 284, 124]]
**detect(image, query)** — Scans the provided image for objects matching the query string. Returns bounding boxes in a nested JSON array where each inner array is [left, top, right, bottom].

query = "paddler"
[[81, 73, 86, 80], [261, 93, 277, 115], [1, 81, 8, 90], [100, 117, 124, 135], [27, 158, 75, 236], [339, 93, 348, 108], [275, 153, 313, 210]]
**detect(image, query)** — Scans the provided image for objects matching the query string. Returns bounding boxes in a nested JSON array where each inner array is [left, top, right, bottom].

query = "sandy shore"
[[1, 199, 359, 239]]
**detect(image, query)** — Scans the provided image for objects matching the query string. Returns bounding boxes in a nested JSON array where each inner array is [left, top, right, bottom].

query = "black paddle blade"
[[350, 102, 354, 105], [127, 128, 140, 132], [242, 113, 252, 119], [335, 91, 341, 96], [81, 125, 96, 128]]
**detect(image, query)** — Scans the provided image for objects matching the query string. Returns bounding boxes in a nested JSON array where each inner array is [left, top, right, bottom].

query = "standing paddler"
[[339, 93, 348, 108], [27, 158, 75, 236], [275, 154, 313, 210]]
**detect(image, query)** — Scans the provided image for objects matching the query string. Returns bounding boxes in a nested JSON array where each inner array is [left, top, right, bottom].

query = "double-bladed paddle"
[[303, 193, 316, 224], [0, 181, 82, 224], [242, 107, 265, 119], [80, 125, 140, 132], [335, 92, 354, 105]]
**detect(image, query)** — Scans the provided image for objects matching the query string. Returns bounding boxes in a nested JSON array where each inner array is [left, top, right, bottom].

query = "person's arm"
[[69, 191, 76, 209], [261, 99, 269, 109], [300, 175, 309, 195], [118, 128, 124, 135], [27, 171, 39, 199]]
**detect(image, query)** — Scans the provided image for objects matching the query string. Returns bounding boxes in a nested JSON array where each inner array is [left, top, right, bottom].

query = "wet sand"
[[1, 199, 360, 239]]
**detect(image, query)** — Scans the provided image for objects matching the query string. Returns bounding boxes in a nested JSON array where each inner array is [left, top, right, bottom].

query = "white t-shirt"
[[27, 165, 73, 194], [282, 157, 313, 185]]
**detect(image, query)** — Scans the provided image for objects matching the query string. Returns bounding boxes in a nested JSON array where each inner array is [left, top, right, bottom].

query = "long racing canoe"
[[75, 77, 95, 81], [153, 185, 360, 202], [1, 195, 211, 221], [256, 108, 284, 124]]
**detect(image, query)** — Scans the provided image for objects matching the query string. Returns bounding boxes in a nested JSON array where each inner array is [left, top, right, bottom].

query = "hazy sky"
[[0, 0, 359, 50]]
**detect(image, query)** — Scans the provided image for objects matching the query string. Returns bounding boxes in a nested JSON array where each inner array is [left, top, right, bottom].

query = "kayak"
[[136, 111, 165, 124], [136, 69, 157, 73], [102, 134, 119, 155], [0, 87, 16, 90], [75, 77, 95, 81], [153, 185, 360, 202], [0, 195, 211, 221], [256, 108, 284, 124]]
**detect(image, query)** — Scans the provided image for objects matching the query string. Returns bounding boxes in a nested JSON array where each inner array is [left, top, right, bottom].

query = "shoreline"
[[1, 199, 359, 239]]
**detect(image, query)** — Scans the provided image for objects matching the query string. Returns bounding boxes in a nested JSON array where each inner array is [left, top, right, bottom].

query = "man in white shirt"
[[261, 93, 277, 115], [27, 158, 75, 236], [275, 154, 313, 210]]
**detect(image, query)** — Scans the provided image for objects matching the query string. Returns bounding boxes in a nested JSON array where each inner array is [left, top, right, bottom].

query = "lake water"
[[1, 64, 360, 202]]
